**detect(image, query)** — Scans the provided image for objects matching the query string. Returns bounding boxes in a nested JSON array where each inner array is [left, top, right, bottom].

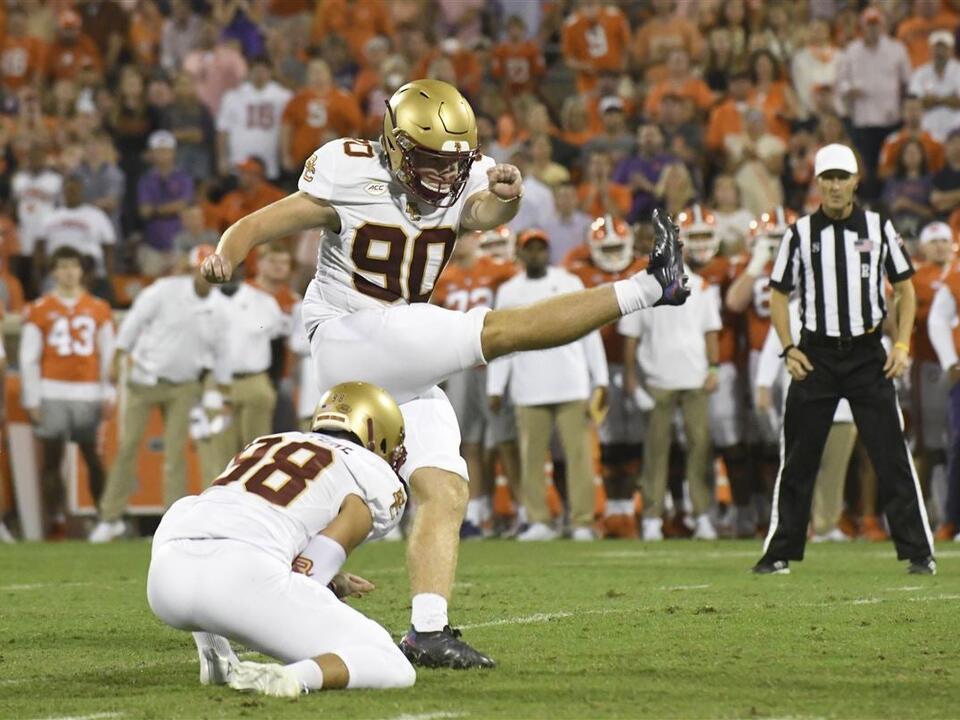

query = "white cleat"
[[199, 646, 237, 686], [228, 661, 303, 698], [692, 514, 717, 540], [516, 522, 559, 541], [642, 518, 664, 541], [811, 527, 850, 544], [88, 520, 126, 544], [571, 527, 596, 541], [0, 520, 15, 544]]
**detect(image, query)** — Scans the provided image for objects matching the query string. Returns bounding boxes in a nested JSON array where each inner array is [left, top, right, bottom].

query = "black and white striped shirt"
[[769, 207, 914, 337]]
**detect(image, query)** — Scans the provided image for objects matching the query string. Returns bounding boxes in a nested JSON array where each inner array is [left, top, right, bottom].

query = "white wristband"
[[292, 534, 346, 586]]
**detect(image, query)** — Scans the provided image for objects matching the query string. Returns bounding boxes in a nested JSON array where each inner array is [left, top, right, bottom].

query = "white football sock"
[[284, 659, 323, 691], [411, 592, 448, 632], [614, 273, 662, 314]]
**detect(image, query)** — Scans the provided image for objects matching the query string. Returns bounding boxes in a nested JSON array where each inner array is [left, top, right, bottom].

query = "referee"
[[753, 143, 936, 576]]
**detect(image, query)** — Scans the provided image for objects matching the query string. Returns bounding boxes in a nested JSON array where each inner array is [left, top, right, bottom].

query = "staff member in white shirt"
[[219, 268, 289, 462], [92, 246, 232, 542], [487, 229, 608, 542], [620, 267, 722, 541], [908, 31, 960, 142], [11, 141, 62, 298]]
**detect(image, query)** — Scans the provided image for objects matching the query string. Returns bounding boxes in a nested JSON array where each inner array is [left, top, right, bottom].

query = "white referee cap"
[[814, 143, 858, 177], [919, 221, 954, 244]]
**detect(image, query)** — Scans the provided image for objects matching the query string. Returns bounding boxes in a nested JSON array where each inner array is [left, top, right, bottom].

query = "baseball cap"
[[920, 221, 954, 244], [861, 7, 883, 24], [189, 244, 216, 268], [599, 96, 625, 114], [814, 143, 858, 176], [148, 130, 177, 151], [518, 228, 550, 247], [930, 30, 955, 47]]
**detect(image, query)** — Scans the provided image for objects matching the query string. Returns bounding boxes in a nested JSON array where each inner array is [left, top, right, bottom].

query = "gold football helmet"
[[311, 382, 407, 472], [382, 79, 480, 207]]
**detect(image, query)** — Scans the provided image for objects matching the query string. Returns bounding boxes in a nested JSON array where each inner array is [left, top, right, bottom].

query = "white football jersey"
[[298, 138, 495, 335], [12, 169, 62, 254], [153, 431, 406, 562], [217, 80, 293, 179]]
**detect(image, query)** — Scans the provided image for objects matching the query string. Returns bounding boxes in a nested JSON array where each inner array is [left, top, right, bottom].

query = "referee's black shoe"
[[752, 559, 790, 575], [907, 556, 937, 575], [399, 625, 496, 669], [649, 208, 690, 307]]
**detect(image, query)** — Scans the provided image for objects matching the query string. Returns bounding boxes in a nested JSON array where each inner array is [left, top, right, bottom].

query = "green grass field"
[[1, 539, 958, 720]]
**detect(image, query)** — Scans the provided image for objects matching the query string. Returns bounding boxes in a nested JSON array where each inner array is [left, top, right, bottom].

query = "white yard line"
[[1, 579, 138, 592], [660, 584, 710, 591], [379, 713, 465, 720], [29, 713, 122, 720]]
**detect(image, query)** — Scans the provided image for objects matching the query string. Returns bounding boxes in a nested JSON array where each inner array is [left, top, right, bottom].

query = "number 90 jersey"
[[298, 138, 495, 335], [153, 432, 407, 563]]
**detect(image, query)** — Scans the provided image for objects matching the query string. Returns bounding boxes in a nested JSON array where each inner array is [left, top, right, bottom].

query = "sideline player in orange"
[[19, 246, 114, 538], [565, 216, 647, 538], [432, 228, 518, 537], [726, 207, 798, 536]]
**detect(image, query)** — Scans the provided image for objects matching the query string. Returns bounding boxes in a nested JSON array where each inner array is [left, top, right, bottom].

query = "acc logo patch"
[[303, 153, 317, 183], [364, 182, 388, 195]]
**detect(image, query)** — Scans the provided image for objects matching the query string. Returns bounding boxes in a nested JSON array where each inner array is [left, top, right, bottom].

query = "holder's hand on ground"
[[785, 348, 814, 380], [329, 573, 375, 600], [201, 254, 233, 283]]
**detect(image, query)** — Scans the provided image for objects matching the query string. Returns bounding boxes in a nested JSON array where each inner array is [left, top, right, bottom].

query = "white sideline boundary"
[[28, 713, 122, 720], [379, 713, 465, 720]]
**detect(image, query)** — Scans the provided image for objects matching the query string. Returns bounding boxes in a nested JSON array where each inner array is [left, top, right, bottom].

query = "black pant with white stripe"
[[761, 332, 934, 563]]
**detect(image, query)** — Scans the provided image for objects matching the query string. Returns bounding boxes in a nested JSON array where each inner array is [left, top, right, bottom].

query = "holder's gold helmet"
[[311, 382, 407, 472], [382, 79, 480, 207]]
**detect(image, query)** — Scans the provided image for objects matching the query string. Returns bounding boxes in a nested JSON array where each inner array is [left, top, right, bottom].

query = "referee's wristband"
[[779, 344, 796, 359], [894, 341, 910, 354]]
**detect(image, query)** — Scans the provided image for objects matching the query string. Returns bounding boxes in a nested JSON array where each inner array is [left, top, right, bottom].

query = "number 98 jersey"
[[298, 138, 495, 335], [153, 432, 407, 562]]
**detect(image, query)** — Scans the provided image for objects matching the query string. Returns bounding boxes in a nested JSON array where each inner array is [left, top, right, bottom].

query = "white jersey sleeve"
[[340, 446, 408, 541], [461, 153, 497, 203], [297, 138, 342, 202]]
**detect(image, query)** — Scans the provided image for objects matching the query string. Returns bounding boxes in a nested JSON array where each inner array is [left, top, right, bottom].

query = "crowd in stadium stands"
[[5, 0, 960, 545]]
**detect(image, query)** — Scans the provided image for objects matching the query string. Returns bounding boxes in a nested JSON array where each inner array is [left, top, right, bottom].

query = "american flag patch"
[[854, 238, 875, 252]]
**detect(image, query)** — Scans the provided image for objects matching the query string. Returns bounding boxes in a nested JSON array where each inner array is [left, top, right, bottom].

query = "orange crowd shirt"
[[491, 40, 546, 96], [0, 34, 45, 90], [283, 88, 364, 169], [562, 5, 630, 92]]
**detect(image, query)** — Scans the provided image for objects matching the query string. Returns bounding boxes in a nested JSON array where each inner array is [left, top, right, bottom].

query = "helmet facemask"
[[385, 110, 479, 208], [684, 231, 719, 266]]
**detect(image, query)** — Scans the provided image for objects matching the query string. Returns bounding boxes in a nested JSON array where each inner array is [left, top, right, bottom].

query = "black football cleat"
[[399, 625, 496, 669], [752, 559, 790, 575], [907, 556, 937, 575], [648, 208, 690, 306]]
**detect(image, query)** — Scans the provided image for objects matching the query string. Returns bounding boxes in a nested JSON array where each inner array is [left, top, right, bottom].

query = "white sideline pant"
[[147, 537, 416, 690]]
